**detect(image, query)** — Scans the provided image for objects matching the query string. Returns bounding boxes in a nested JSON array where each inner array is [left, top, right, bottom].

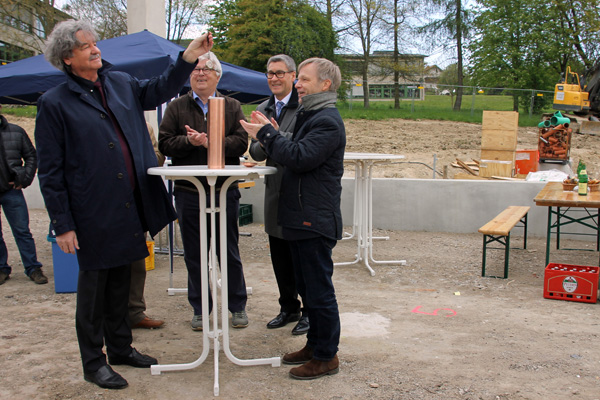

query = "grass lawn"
[[244, 94, 552, 127], [4, 94, 552, 128]]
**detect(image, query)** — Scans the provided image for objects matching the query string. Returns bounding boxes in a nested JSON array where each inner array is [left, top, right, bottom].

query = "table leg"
[[151, 177, 211, 376], [365, 161, 406, 271], [556, 207, 561, 250], [163, 179, 188, 296], [219, 176, 281, 369], [596, 212, 599, 252], [335, 160, 406, 275], [545, 206, 552, 266], [152, 175, 279, 397], [342, 161, 360, 240], [208, 181, 222, 396], [335, 160, 365, 267]]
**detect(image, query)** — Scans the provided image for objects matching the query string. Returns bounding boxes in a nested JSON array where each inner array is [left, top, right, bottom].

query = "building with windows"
[[0, 0, 70, 65], [340, 51, 442, 100]]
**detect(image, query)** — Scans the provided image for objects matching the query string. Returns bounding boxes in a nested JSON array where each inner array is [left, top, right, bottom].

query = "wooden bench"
[[478, 206, 530, 279], [238, 180, 256, 189]]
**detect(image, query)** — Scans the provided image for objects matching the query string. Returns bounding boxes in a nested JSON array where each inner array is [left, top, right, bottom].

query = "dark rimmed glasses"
[[265, 71, 293, 79], [192, 67, 215, 74]]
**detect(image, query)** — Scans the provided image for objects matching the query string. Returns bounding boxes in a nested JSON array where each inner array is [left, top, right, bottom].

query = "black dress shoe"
[[108, 348, 158, 368], [292, 315, 310, 335], [267, 311, 301, 329], [84, 365, 128, 389]]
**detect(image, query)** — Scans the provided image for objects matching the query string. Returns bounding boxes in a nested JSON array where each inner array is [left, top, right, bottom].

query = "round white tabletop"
[[343, 152, 405, 161], [148, 165, 276, 177]]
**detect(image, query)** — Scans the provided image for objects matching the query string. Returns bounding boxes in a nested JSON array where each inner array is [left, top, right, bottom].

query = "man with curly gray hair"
[[35, 19, 213, 390]]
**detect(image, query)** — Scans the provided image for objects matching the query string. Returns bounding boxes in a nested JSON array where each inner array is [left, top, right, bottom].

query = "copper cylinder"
[[207, 97, 225, 169]]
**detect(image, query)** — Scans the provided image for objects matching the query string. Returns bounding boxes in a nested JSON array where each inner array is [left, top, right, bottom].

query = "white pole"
[[127, 0, 167, 134]]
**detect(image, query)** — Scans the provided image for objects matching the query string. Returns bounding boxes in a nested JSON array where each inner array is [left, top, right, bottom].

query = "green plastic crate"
[[239, 204, 253, 226]]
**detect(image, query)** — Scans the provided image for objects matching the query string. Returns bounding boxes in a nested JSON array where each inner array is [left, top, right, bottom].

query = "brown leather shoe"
[[289, 355, 339, 380], [282, 345, 314, 365], [132, 317, 164, 329]]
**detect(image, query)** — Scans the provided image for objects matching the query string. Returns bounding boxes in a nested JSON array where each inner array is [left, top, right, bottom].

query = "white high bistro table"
[[336, 152, 407, 276], [147, 165, 279, 397]]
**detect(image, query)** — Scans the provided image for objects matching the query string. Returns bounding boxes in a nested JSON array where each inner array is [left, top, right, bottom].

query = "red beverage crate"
[[543, 263, 599, 303]]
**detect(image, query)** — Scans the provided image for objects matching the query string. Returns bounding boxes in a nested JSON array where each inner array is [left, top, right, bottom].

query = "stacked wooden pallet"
[[453, 111, 520, 180], [479, 110, 518, 178]]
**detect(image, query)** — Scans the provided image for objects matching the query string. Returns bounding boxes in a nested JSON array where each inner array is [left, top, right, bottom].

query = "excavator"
[[552, 62, 600, 135]]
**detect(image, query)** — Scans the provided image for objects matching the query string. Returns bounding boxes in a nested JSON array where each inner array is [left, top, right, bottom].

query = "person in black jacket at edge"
[[0, 105, 46, 286], [241, 57, 345, 380]]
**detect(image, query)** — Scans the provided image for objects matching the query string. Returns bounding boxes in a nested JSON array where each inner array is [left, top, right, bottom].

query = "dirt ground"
[[2, 116, 600, 399], [10, 115, 600, 179]]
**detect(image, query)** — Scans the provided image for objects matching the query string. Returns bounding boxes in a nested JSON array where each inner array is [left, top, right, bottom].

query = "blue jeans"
[[289, 236, 340, 361], [0, 189, 42, 276]]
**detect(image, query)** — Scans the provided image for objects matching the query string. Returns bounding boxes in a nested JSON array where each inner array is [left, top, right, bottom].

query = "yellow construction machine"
[[552, 63, 600, 135]]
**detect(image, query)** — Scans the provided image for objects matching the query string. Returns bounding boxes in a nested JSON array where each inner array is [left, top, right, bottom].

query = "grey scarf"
[[299, 91, 337, 112]]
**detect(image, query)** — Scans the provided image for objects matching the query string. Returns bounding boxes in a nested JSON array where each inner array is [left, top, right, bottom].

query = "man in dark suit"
[[248, 54, 309, 335], [35, 19, 213, 390]]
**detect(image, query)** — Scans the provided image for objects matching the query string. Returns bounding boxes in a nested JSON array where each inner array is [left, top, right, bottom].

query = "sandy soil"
[[11, 115, 600, 179], [2, 116, 600, 399]]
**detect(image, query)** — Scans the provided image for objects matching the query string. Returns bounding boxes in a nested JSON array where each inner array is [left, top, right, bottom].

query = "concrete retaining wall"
[[25, 176, 593, 239], [239, 177, 586, 239]]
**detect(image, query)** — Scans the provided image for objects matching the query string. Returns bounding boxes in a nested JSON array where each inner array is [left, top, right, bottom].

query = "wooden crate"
[[479, 160, 514, 177], [480, 149, 516, 162], [480, 111, 519, 177]]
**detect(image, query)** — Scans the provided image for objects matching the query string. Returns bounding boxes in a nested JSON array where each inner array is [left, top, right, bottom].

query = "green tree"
[[377, 0, 415, 109], [417, 0, 471, 111], [438, 63, 470, 87], [166, 0, 207, 43], [552, 0, 600, 71], [345, 0, 387, 109], [468, 0, 557, 112], [209, 0, 338, 72]]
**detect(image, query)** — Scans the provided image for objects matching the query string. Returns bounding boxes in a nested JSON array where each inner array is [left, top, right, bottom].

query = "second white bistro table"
[[336, 152, 407, 276], [147, 165, 278, 397]]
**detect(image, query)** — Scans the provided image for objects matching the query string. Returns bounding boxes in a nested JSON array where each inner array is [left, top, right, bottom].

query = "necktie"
[[276, 101, 284, 118]]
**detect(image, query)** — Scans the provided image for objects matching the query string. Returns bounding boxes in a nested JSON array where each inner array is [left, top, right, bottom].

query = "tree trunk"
[[393, 0, 400, 109], [453, 0, 463, 111], [362, 63, 370, 109]]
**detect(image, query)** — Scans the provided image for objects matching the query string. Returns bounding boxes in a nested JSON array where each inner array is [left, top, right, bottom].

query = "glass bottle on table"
[[578, 169, 588, 196], [577, 160, 586, 175]]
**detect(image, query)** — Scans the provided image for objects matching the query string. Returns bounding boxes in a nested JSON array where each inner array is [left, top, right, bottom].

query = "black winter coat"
[[0, 115, 37, 193], [257, 107, 346, 240]]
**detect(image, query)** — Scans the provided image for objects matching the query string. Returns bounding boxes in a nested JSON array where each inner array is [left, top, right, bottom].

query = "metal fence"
[[344, 82, 555, 118]]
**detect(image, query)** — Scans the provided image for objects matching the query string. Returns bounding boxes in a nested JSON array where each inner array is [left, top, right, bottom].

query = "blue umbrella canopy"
[[0, 30, 270, 105]]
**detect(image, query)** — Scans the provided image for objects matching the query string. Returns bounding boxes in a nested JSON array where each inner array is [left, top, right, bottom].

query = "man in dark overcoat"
[[248, 54, 309, 335], [241, 58, 345, 380], [35, 19, 213, 390]]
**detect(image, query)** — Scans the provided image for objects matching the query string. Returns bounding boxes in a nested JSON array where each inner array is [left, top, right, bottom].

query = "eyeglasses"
[[192, 67, 215, 74], [265, 71, 292, 79]]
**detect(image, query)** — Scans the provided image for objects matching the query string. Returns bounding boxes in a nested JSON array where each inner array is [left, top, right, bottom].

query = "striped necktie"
[[276, 101, 284, 118]]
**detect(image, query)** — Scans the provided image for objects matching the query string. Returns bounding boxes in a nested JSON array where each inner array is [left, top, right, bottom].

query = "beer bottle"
[[578, 169, 588, 196]]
